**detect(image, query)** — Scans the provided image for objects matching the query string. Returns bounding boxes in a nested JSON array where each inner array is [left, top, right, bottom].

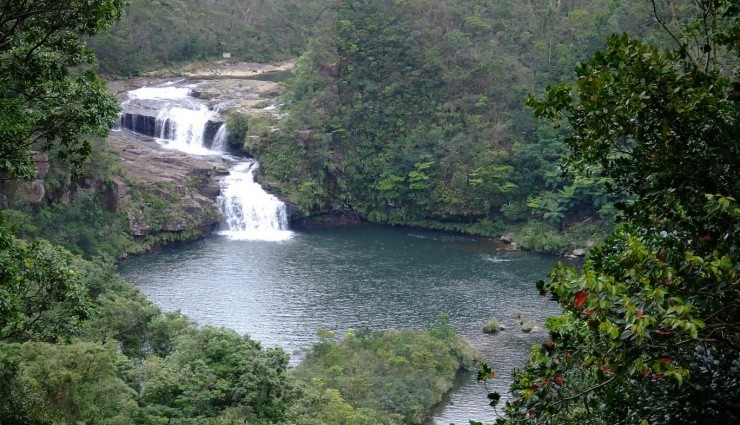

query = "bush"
[[483, 317, 502, 334], [521, 321, 535, 333], [294, 318, 478, 424]]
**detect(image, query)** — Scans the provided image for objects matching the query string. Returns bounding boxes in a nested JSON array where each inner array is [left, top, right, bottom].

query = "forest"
[[1, 0, 738, 424]]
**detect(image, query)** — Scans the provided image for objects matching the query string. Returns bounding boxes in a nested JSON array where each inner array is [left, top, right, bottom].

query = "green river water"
[[119, 224, 562, 424]]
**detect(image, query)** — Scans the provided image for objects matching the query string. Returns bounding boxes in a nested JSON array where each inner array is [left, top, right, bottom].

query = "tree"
[[0, 0, 123, 180], [0, 0, 125, 341], [0, 229, 93, 342], [485, 1, 739, 423]]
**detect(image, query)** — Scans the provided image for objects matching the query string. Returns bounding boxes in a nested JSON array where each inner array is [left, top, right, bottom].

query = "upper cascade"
[[154, 103, 215, 154], [120, 83, 224, 155]]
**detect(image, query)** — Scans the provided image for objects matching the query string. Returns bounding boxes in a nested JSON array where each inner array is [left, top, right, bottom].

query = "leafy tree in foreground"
[[0, 0, 124, 340], [484, 1, 739, 423], [0, 0, 123, 180]]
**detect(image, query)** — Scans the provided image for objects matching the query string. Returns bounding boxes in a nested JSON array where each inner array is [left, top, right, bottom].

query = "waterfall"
[[123, 82, 292, 242], [154, 104, 215, 155], [217, 160, 293, 241], [124, 84, 217, 155], [212, 124, 229, 152]]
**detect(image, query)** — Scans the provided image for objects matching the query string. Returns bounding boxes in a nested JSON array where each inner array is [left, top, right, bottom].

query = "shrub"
[[483, 317, 502, 334]]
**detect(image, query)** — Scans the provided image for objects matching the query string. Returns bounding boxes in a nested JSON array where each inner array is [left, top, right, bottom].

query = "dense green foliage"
[[1, 259, 478, 424], [294, 320, 478, 424], [0, 0, 125, 348], [238, 0, 686, 252], [483, 2, 740, 423], [0, 0, 123, 180], [0, 258, 298, 424], [90, 0, 330, 76], [0, 228, 93, 343]]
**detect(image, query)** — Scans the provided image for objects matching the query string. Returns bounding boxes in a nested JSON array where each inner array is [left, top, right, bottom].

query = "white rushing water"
[[154, 104, 215, 155], [211, 124, 229, 152], [217, 161, 293, 241], [128, 84, 192, 100], [123, 83, 292, 242]]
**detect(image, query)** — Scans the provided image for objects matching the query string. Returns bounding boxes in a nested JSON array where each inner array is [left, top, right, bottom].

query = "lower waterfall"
[[217, 160, 293, 241]]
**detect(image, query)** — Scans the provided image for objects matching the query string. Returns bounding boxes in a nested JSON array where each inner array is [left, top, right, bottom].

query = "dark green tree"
[[0, 0, 125, 341], [484, 1, 739, 423], [0, 0, 123, 180]]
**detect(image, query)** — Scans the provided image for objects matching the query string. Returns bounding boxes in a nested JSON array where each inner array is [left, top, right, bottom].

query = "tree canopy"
[[0, 0, 124, 345], [486, 1, 739, 423], [0, 0, 123, 180]]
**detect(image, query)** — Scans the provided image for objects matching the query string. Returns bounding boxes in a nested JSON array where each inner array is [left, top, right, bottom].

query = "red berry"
[[554, 375, 565, 386]]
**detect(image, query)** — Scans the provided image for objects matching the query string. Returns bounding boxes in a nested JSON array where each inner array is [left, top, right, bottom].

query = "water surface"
[[120, 225, 560, 424]]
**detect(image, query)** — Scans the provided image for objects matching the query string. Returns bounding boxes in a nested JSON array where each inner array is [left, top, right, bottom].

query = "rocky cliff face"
[[107, 131, 229, 247]]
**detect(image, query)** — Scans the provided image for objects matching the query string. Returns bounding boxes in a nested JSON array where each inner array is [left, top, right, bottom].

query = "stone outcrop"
[[108, 131, 228, 243]]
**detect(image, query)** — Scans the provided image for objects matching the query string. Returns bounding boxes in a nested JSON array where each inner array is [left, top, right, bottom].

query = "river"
[[117, 81, 561, 424], [119, 224, 560, 424]]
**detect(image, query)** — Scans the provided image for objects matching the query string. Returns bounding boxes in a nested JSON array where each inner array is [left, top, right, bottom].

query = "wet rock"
[[572, 248, 586, 257]]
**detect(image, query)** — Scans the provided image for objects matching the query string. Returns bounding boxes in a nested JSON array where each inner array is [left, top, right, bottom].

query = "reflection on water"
[[119, 225, 560, 424]]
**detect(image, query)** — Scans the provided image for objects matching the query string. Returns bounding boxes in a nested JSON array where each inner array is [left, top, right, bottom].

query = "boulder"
[[105, 175, 131, 212], [28, 180, 45, 203], [297, 130, 312, 142]]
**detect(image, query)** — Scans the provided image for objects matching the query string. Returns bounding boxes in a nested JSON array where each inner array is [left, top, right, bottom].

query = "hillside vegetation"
[[90, 0, 330, 76], [239, 0, 683, 252], [90, 0, 699, 253]]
